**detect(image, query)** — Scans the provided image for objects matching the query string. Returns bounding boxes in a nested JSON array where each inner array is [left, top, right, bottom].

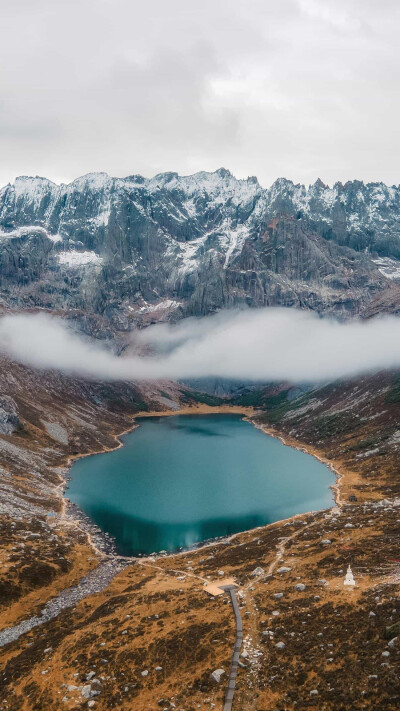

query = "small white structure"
[[344, 564, 356, 587]]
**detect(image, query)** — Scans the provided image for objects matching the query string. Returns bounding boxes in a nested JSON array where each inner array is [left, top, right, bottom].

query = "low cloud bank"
[[1, 309, 400, 383]]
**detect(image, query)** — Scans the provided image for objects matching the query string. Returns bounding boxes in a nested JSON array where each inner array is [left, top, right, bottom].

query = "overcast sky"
[[1, 0, 399, 188]]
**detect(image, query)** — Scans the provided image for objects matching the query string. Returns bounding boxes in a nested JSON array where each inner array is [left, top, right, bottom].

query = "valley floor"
[[1, 363, 400, 710]]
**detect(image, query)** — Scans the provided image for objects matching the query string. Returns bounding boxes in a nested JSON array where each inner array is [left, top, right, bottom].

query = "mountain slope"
[[0, 169, 399, 330]]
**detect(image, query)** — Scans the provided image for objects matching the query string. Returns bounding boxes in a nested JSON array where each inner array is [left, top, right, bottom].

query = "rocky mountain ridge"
[[1, 169, 400, 331]]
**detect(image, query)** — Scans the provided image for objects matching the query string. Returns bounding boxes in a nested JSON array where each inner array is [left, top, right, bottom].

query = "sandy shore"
[[133, 404, 256, 418]]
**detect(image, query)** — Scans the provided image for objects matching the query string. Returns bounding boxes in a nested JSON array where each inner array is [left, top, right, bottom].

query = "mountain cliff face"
[[0, 169, 399, 330]]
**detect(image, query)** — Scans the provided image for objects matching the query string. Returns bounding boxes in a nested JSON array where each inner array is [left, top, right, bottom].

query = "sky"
[[1, 0, 400, 188], [2, 310, 400, 383]]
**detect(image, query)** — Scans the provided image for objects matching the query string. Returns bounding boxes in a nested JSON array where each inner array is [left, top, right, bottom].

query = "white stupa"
[[344, 564, 356, 587]]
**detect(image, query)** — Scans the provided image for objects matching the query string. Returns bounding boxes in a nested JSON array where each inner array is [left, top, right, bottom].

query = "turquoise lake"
[[67, 414, 334, 556]]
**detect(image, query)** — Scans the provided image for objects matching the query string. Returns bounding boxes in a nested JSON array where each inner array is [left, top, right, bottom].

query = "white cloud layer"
[[2, 310, 400, 383], [1, 0, 400, 187]]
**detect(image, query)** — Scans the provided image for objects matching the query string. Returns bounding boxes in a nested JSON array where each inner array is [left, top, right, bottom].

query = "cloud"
[[1, 309, 400, 383], [1, 0, 400, 187]]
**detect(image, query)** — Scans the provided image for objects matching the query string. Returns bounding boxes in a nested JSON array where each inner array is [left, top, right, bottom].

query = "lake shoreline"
[[63, 404, 339, 561]]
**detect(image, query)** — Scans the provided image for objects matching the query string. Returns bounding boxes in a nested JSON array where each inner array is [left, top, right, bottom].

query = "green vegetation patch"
[[386, 377, 400, 403], [231, 388, 290, 409], [179, 389, 224, 407]]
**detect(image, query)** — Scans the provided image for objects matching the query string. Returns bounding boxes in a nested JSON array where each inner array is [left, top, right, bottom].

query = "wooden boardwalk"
[[220, 584, 243, 711]]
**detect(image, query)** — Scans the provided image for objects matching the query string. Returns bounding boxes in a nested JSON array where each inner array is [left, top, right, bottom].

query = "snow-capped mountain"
[[0, 168, 399, 331]]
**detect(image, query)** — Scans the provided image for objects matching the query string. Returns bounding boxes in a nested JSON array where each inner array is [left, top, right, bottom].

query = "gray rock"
[[295, 583, 306, 592], [277, 567, 291, 574], [275, 642, 286, 650], [250, 567, 265, 577], [210, 669, 225, 683], [0, 397, 19, 435], [81, 685, 92, 699]]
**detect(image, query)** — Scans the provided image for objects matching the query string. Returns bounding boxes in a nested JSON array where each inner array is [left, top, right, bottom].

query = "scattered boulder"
[[277, 567, 291, 574], [81, 680, 101, 699], [275, 642, 286, 650], [295, 583, 306, 592], [251, 567, 264, 577], [211, 669, 225, 683]]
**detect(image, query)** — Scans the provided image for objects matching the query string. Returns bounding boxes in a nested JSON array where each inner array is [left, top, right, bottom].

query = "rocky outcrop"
[[0, 396, 19, 434], [0, 169, 398, 330]]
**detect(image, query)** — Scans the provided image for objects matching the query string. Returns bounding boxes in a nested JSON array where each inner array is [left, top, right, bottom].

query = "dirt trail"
[[137, 559, 209, 584]]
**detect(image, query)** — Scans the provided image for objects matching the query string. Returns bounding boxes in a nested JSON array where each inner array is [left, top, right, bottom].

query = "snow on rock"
[[138, 300, 181, 313], [221, 224, 250, 268], [58, 250, 103, 268], [0, 226, 62, 243], [13, 176, 58, 207], [147, 168, 260, 207], [372, 257, 400, 280]]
